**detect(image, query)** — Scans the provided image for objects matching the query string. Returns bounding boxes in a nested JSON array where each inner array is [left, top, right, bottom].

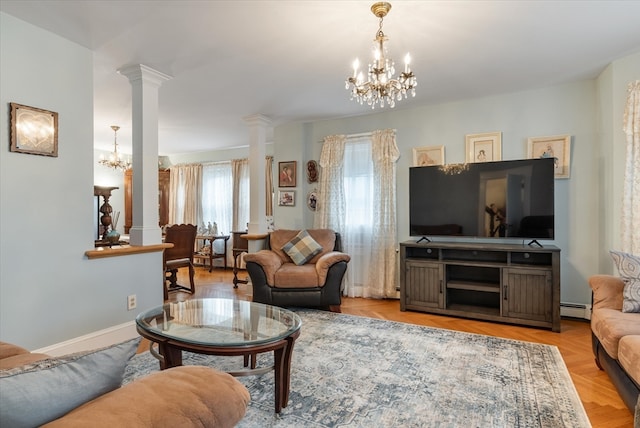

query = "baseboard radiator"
[[560, 302, 592, 320]]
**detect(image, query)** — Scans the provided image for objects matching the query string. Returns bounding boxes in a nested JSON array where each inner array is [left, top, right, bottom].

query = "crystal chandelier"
[[98, 125, 131, 170], [345, 2, 417, 109]]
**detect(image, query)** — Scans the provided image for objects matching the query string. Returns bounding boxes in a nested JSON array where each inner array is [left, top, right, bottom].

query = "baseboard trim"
[[560, 302, 592, 320], [32, 321, 138, 357]]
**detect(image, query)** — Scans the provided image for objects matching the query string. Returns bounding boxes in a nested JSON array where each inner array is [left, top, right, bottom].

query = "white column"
[[118, 64, 172, 245], [243, 114, 271, 250]]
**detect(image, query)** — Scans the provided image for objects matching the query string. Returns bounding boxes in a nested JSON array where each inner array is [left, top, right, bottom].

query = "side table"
[[194, 235, 230, 272]]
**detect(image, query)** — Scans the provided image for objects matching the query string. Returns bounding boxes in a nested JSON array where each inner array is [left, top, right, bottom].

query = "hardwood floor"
[[166, 267, 634, 427]]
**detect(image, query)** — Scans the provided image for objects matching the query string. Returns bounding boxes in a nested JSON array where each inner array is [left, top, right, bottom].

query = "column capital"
[[243, 114, 272, 128], [118, 64, 172, 87]]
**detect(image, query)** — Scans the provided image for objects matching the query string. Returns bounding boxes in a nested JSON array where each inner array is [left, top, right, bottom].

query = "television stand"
[[416, 236, 431, 244], [399, 241, 561, 332], [526, 239, 543, 248]]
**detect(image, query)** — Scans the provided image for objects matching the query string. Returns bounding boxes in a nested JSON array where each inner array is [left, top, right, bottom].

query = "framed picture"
[[306, 160, 319, 183], [465, 132, 501, 163], [527, 134, 571, 179], [412, 145, 445, 166], [278, 161, 297, 187], [10, 102, 59, 157], [307, 190, 318, 211], [278, 190, 295, 206]]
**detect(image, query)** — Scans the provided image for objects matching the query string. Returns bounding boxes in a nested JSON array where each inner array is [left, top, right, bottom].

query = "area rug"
[[124, 310, 591, 427]]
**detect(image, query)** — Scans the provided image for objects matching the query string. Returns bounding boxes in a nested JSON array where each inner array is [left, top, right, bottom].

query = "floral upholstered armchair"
[[243, 229, 350, 312]]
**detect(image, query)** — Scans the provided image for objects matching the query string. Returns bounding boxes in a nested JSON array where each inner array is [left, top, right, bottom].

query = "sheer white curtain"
[[315, 131, 399, 298], [370, 129, 400, 297], [314, 135, 346, 232], [202, 162, 233, 263], [168, 163, 202, 225], [622, 80, 640, 254], [232, 159, 250, 232]]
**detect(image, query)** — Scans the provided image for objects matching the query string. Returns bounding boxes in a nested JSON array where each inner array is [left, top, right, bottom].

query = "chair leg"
[[188, 263, 195, 294], [329, 305, 341, 313]]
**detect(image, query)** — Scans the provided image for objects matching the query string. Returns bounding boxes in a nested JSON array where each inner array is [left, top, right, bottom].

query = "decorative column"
[[243, 114, 272, 252], [118, 64, 172, 245]]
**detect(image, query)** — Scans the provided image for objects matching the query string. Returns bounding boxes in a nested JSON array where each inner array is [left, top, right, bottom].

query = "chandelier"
[[345, 2, 417, 109], [98, 125, 131, 171], [438, 163, 470, 175]]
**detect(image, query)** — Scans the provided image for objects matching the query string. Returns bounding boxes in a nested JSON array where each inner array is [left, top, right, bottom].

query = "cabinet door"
[[404, 261, 444, 309], [502, 267, 552, 322]]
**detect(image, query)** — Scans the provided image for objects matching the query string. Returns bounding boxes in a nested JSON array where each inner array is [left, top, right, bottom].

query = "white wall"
[[274, 77, 628, 307], [597, 52, 640, 270], [0, 13, 163, 350]]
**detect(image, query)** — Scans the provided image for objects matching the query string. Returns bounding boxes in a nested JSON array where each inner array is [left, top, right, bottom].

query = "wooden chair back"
[[164, 224, 197, 263]]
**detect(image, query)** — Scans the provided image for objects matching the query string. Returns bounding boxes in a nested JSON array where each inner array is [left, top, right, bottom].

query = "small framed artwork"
[[306, 160, 319, 183], [412, 145, 445, 166], [527, 134, 571, 179], [307, 190, 318, 211], [10, 102, 59, 157], [465, 132, 502, 163], [278, 161, 297, 187], [278, 190, 295, 206]]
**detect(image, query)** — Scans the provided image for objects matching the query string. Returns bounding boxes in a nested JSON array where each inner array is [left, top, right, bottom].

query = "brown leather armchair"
[[163, 224, 197, 300], [244, 229, 350, 312]]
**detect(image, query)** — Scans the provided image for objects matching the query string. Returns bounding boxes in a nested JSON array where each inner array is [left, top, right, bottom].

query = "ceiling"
[[2, 1, 640, 155]]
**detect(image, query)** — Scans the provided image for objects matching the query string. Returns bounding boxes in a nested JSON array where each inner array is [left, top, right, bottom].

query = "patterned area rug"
[[124, 310, 591, 427]]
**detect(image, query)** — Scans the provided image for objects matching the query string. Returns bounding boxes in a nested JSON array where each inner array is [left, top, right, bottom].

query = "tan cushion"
[[269, 229, 336, 264], [43, 366, 250, 428], [0, 342, 31, 360], [591, 307, 640, 358], [0, 341, 49, 369], [274, 263, 319, 288], [0, 352, 50, 370], [618, 335, 640, 386], [589, 275, 625, 311]]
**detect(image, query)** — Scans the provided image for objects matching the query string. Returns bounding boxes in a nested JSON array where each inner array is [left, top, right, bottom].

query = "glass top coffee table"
[[136, 298, 302, 413]]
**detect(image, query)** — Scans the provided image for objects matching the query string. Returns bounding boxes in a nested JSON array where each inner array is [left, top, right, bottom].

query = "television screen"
[[409, 158, 555, 240]]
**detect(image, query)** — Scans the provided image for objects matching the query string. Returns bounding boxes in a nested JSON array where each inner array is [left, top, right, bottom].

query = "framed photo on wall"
[[412, 145, 445, 166], [465, 132, 502, 163], [527, 134, 571, 179], [10, 102, 59, 157], [278, 161, 297, 187], [278, 190, 295, 206]]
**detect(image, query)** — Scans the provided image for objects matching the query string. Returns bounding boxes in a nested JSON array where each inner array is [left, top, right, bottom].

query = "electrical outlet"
[[127, 294, 137, 310]]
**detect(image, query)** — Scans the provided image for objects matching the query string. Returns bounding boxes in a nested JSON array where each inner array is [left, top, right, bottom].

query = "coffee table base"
[[143, 331, 300, 413]]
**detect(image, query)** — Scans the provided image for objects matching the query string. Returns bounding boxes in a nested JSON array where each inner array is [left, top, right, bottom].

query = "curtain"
[[315, 131, 399, 298], [232, 158, 250, 232], [314, 135, 346, 232], [265, 156, 274, 217], [169, 163, 202, 226], [202, 162, 233, 264], [370, 129, 400, 298], [622, 80, 640, 254]]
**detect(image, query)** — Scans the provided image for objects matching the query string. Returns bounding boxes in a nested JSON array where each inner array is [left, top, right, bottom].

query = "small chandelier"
[[345, 2, 417, 109], [98, 125, 130, 171]]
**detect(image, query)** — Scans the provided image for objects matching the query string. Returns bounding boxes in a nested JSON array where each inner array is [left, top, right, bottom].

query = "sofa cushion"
[[42, 366, 250, 428], [618, 335, 640, 386], [0, 338, 140, 427], [274, 263, 319, 288], [610, 250, 640, 313], [591, 307, 640, 359], [270, 229, 336, 264], [282, 230, 323, 265]]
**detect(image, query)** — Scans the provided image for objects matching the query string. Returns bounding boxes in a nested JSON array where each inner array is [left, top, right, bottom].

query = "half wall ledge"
[[85, 243, 173, 260]]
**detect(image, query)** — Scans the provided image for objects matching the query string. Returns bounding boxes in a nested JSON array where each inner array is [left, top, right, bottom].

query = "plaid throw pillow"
[[610, 250, 640, 313], [282, 230, 323, 265]]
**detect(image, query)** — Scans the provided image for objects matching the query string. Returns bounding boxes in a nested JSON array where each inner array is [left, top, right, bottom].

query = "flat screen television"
[[409, 158, 555, 241]]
